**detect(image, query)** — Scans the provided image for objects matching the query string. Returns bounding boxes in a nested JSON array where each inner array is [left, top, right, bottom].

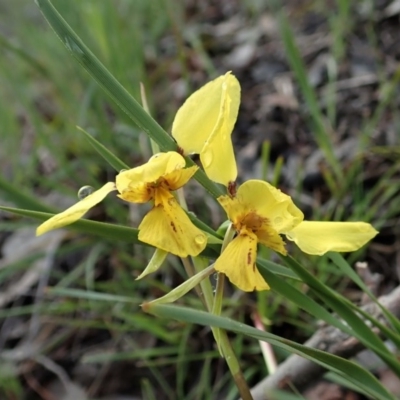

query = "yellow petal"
[[200, 123, 237, 185], [285, 221, 379, 255], [163, 165, 198, 191], [236, 180, 304, 233], [172, 72, 240, 185], [36, 182, 116, 236], [217, 195, 287, 254], [255, 226, 287, 255], [214, 230, 270, 292], [117, 182, 152, 204], [116, 152, 185, 202], [116, 152, 185, 188], [217, 195, 247, 225], [153, 186, 174, 207], [138, 198, 207, 257], [172, 72, 240, 154]]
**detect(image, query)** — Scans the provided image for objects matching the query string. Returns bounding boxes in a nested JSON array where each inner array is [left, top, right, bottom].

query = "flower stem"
[[181, 257, 208, 308], [218, 330, 254, 400], [211, 224, 253, 399], [174, 191, 251, 398], [192, 257, 214, 311], [213, 223, 235, 321]]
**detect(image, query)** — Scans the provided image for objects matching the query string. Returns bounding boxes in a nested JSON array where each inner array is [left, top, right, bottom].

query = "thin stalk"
[[219, 330, 254, 400], [140, 82, 160, 155], [261, 141, 270, 181], [252, 311, 277, 374], [271, 155, 284, 186], [211, 224, 253, 399], [167, 181, 250, 397], [212, 223, 235, 341], [181, 257, 207, 308], [192, 257, 214, 311]]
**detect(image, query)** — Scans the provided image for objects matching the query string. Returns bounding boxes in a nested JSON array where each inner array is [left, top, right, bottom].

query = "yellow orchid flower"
[[37, 152, 207, 258], [172, 71, 240, 186], [215, 180, 379, 292]]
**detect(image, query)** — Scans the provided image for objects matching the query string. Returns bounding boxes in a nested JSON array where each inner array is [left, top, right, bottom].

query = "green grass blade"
[[258, 263, 352, 334], [0, 206, 140, 243], [35, 0, 223, 199], [329, 252, 400, 339], [47, 287, 141, 304], [347, 301, 400, 351], [0, 33, 48, 76], [144, 303, 395, 400], [282, 256, 386, 349], [282, 255, 400, 376], [78, 126, 130, 171], [35, 0, 174, 150], [262, 258, 400, 363], [257, 258, 300, 280], [278, 12, 342, 182], [0, 206, 219, 259], [0, 175, 55, 213]]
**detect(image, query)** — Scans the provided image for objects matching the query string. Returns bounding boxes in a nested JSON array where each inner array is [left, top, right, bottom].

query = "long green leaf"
[[0, 174, 55, 213], [0, 205, 140, 242], [0, 206, 221, 258], [282, 255, 400, 377], [261, 259, 400, 378], [257, 258, 300, 280], [36, 0, 174, 150], [47, 287, 140, 304], [78, 126, 130, 171], [258, 263, 352, 334], [35, 0, 223, 198], [329, 252, 400, 338], [144, 303, 395, 400]]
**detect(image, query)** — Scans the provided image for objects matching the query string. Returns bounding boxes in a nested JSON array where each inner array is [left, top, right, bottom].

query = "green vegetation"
[[1, 1, 399, 399]]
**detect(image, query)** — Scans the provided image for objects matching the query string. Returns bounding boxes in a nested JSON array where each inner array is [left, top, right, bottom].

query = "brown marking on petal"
[[146, 185, 155, 199], [252, 263, 256, 272], [228, 181, 237, 197], [242, 211, 269, 232], [247, 250, 252, 265], [170, 221, 177, 232]]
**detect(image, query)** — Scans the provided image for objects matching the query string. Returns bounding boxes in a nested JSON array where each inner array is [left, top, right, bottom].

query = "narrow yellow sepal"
[[146, 264, 215, 305], [36, 182, 116, 236], [172, 72, 240, 186], [136, 248, 168, 280], [285, 221, 379, 255]]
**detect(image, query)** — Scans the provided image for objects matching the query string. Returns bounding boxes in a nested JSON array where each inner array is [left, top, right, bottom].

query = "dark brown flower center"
[[235, 210, 269, 233]]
